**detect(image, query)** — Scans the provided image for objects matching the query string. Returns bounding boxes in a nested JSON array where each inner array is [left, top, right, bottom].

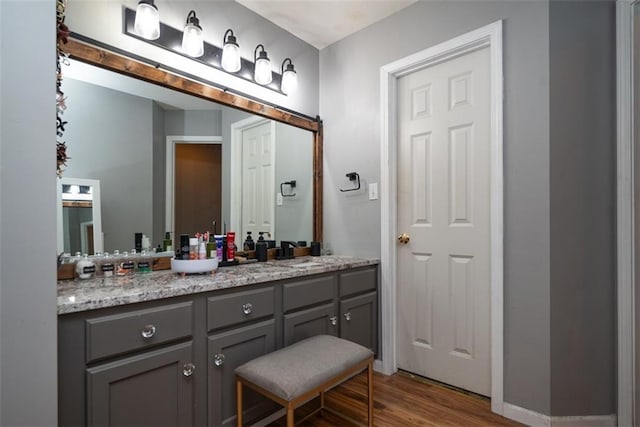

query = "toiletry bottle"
[[214, 235, 223, 261], [226, 231, 236, 261], [135, 232, 143, 253], [244, 231, 255, 251], [189, 238, 199, 260], [198, 238, 207, 260], [163, 232, 173, 252], [206, 234, 216, 259], [75, 254, 96, 280], [180, 234, 190, 260]]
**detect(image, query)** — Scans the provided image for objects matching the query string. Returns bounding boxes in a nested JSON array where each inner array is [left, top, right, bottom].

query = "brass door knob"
[[397, 233, 410, 244]]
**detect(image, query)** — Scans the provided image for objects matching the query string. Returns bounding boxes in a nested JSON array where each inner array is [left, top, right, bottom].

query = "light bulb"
[[181, 11, 204, 57], [221, 30, 241, 72], [280, 59, 298, 94], [254, 45, 272, 85], [134, 0, 160, 40]]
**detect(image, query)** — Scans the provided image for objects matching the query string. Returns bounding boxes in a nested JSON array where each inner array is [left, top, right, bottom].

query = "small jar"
[[75, 254, 96, 280], [136, 251, 152, 274], [101, 252, 115, 278]]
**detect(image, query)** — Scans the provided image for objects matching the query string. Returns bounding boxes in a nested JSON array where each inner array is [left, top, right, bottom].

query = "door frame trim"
[[379, 20, 504, 413], [165, 135, 223, 240], [617, 1, 637, 425], [229, 117, 277, 238]]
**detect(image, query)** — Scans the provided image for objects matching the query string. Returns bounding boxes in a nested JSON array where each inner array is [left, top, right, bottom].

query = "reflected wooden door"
[[174, 143, 222, 237]]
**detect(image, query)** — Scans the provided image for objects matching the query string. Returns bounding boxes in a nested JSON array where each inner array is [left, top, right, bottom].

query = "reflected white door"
[[396, 46, 491, 396], [241, 121, 275, 240]]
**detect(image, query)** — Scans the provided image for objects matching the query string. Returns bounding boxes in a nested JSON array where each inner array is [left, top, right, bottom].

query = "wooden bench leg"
[[236, 378, 243, 427], [320, 390, 325, 411], [368, 361, 373, 426], [286, 402, 295, 427]]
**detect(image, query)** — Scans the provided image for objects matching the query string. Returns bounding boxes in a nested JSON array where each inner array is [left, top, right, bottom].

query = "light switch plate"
[[277, 192, 283, 205], [369, 183, 378, 200]]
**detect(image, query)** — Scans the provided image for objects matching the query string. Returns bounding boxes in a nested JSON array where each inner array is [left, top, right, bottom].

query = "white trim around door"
[[165, 135, 223, 240], [379, 20, 504, 413], [617, 1, 637, 426], [229, 116, 276, 238]]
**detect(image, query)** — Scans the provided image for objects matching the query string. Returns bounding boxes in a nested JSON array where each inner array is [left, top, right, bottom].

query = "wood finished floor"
[[267, 370, 524, 427]]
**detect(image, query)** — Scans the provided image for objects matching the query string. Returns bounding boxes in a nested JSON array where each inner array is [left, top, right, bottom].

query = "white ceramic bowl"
[[171, 258, 218, 274]]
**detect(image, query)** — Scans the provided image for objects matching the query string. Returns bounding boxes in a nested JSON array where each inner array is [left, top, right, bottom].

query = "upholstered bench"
[[235, 334, 374, 426]]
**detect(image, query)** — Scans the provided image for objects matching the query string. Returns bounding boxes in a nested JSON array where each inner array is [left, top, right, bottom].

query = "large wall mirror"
[[58, 37, 322, 254]]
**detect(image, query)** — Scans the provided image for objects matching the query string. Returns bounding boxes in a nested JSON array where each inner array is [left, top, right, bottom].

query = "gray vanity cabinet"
[[58, 264, 379, 427], [338, 268, 379, 353], [339, 292, 377, 351], [206, 283, 277, 427], [207, 321, 276, 426], [86, 341, 195, 426], [283, 274, 338, 345]]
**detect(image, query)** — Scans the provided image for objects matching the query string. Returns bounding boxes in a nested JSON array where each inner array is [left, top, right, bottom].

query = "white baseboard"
[[503, 402, 616, 427]]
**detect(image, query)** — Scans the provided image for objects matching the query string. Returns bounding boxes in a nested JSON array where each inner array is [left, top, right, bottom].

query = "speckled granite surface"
[[57, 256, 379, 315]]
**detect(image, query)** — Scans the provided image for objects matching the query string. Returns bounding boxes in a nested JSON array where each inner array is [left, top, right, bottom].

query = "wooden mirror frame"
[[65, 36, 323, 242]]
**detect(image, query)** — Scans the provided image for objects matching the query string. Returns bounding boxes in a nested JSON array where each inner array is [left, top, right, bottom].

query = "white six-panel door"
[[241, 121, 275, 240], [396, 46, 491, 396]]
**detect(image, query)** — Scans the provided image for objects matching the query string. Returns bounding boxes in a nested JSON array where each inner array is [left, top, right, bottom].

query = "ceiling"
[[234, 0, 417, 49]]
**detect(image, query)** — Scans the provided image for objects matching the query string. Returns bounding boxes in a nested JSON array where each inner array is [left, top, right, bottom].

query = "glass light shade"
[[254, 57, 272, 85], [134, 2, 160, 40], [221, 42, 241, 72], [182, 24, 204, 57], [281, 69, 298, 94]]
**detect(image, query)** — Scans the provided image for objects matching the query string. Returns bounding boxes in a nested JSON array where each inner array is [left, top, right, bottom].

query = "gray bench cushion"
[[235, 335, 373, 401]]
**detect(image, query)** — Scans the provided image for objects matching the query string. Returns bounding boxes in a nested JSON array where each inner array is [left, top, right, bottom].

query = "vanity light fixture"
[[280, 58, 298, 95], [253, 44, 272, 85], [181, 10, 204, 57], [133, 0, 160, 40], [124, 8, 296, 94], [221, 29, 241, 73]]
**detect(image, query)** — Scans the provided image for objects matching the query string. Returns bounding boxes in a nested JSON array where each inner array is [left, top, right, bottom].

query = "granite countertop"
[[57, 256, 379, 315]]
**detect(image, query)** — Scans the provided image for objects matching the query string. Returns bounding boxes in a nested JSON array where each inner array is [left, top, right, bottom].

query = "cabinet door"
[[208, 320, 276, 427], [283, 303, 338, 346], [86, 341, 195, 427], [340, 292, 377, 353]]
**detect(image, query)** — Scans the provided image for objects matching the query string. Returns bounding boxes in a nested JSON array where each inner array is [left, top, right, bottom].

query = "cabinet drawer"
[[283, 275, 336, 312], [85, 302, 193, 363], [207, 287, 274, 332], [339, 267, 377, 298]]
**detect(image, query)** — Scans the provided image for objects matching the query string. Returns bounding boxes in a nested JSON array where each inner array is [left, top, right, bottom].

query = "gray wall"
[[63, 79, 154, 252], [320, 0, 553, 414], [549, 1, 615, 416], [0, 1, 58, 425], [274, 122, 314, 243], [321, 0, 617, 417]]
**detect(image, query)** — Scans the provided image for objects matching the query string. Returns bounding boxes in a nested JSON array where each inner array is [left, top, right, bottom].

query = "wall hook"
[[340, 172, 361, 192], [280, 180, 296, 197]]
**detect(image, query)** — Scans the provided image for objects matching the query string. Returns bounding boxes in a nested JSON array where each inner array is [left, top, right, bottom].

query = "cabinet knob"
[[330, 315, 338, 326], [344, 312, 352, 321], [213, 353, 225, 366], [183, 363, 195, 377], [141, 324, 156, 339], [242, 303, 253, 315]]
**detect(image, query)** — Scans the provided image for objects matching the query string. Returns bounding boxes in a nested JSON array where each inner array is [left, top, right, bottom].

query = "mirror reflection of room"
[[58, 59, 313, 254]]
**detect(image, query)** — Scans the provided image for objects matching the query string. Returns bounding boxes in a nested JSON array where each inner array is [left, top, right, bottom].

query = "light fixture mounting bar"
[[123, 8, 284, 94]]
